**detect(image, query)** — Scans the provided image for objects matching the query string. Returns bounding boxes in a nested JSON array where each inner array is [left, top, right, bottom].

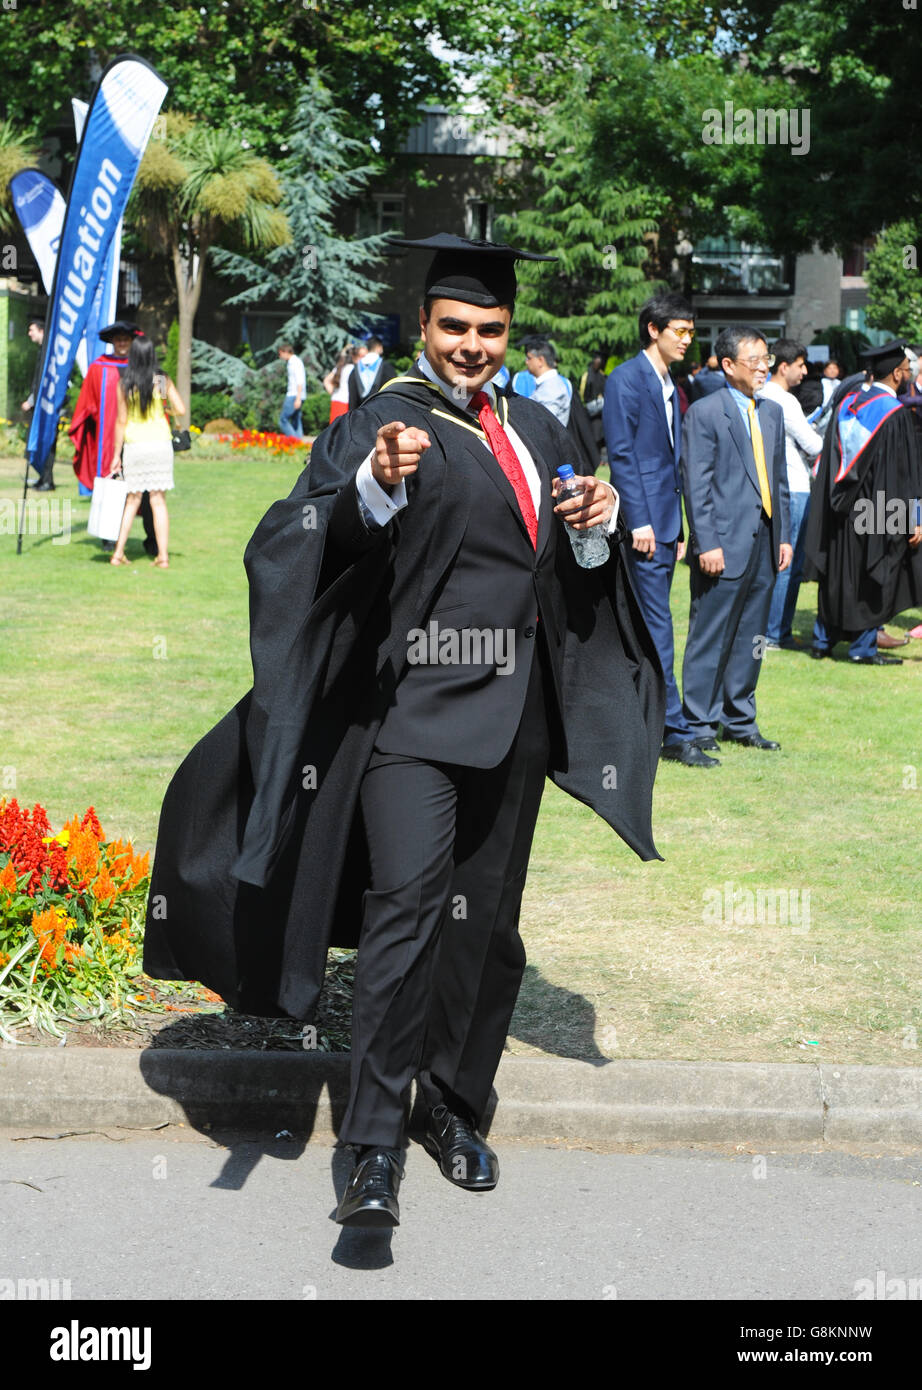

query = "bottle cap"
[[556, 464, 576, 480]]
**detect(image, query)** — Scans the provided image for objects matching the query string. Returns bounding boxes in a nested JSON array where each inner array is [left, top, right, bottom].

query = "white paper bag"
[[87, 475, 128, 542]]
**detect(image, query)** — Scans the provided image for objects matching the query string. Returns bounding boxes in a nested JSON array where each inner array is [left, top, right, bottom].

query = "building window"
[[120, 260, 142, 308], [466, 200, 492, 241], [691, 237, 792, 295]]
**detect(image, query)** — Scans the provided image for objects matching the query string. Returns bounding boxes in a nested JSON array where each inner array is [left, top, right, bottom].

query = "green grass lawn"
[[3, 443, 922, 1064]]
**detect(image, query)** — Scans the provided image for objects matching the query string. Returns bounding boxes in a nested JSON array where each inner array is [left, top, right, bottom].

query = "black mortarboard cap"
[[862, 338, 909, 375], [387, 233, 556, 308], [99, 319, 142, 342]]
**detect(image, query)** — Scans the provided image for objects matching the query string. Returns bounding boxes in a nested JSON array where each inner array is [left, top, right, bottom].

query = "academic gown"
[[142, 370, 665, 1020], [803, 385, 922, 630], [69, 354, 127, 490]]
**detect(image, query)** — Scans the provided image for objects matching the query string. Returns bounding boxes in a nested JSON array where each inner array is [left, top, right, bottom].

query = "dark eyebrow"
[[438, 317, 506, 332]]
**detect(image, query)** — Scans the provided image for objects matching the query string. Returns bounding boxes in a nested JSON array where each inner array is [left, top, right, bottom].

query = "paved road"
[[2, 1130, 922, 1302]]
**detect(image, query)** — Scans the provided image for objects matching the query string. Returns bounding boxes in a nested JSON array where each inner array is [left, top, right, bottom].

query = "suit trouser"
[[625, 539, 694, 745], [338, 655, 550, 1148], [682, 518, 775, 739]]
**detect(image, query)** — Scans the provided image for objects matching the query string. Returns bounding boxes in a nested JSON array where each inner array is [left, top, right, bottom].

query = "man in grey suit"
[[681, 326, 792, 751]]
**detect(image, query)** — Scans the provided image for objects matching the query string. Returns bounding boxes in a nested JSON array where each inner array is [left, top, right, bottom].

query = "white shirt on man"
[[758, 379, 824, 493], [286, 355, 306, 398]]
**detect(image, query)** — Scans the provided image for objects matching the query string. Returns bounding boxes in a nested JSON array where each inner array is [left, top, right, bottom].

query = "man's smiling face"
[[419, 299, 511, 397]]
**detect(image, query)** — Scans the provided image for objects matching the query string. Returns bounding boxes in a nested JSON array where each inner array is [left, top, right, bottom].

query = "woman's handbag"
[[87, 474, 128, 542], [171, 428, 192, 452]]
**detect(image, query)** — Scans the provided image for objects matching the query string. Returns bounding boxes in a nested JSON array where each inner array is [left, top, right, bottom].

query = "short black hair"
[[28, 317, 45, 330], [770, 338, 808, 368], [639, 293, 695, 348], [366, 336, 385, 352], [714, 325, 768, 367], [523, 336, 557, 367]]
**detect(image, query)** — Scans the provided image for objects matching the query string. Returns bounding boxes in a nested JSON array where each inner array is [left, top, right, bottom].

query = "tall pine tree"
[[207, 74, 390, 377], [496, 94, 659, 379]]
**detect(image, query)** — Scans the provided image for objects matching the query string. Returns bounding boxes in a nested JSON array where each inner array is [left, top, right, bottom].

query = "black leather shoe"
[[423, 1105, 499, 1190], [335, 1147, 402, 1227], [849, 654, 903, 666], [693, 736, 721, 752], [810, 647, 829, 659], [660, 740, 719, 767], [723, 732, 781, 750], [35, 480, 55, 491]]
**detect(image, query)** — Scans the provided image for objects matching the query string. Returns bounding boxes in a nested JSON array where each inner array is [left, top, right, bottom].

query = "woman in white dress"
[[109, 335, 185, 568], [322, 343, 356, 423]]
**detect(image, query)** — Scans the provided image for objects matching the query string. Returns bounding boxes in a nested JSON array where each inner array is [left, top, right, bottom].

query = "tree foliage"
[[208, 75, 389, 376], [497, 91, 659, 374], [0, 119, 38, 234], [0, 0, 496, 159], [864, 222, 922, 344], [128, 114, 289, 423]]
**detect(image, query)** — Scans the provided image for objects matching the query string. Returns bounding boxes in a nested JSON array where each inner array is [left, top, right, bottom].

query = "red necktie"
[[470, 390, 538, 549]]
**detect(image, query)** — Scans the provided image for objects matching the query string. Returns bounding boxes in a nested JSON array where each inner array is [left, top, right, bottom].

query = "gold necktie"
[[747, 399, 772, 518]]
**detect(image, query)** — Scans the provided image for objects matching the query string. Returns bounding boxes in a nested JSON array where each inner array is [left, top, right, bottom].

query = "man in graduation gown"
[[804, 339, 922, 665], [143, 233, 664, 1228], [69, 320, 156, 553]]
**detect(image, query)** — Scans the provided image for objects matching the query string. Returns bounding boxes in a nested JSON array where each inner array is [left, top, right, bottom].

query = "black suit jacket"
[[347, 357, 397, 409]]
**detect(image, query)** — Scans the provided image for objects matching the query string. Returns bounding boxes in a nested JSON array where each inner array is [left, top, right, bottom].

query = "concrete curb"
[[2, 1050, 922, 1146]]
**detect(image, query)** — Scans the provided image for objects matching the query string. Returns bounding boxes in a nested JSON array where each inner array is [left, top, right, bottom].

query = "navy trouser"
[[812, 620, 877, 660], [626, 538, 694, 746]]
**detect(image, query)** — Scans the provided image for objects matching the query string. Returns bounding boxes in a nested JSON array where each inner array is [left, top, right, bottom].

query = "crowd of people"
[[602, 294, 922, 768]]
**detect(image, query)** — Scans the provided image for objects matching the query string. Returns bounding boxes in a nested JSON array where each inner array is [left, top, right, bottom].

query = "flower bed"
[[227, 429, 312, 456], [0, 799, 219, 1044]]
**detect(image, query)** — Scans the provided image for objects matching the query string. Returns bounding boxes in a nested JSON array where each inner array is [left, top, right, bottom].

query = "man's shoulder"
[[686, 388, 728, 421]]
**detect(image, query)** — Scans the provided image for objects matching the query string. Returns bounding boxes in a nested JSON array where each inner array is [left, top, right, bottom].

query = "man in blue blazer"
[[681, 326, 792, 751], [604, 293, 716, 766]]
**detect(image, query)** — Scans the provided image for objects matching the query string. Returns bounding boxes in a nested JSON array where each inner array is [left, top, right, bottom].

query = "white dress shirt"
[[530, 367, 572, 426], [759, 379, 824, 493], [643, 347, 675, 445]]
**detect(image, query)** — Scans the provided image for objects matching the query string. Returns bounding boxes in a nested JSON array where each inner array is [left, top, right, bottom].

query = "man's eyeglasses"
[[736, 354, 775, 369], [667, 324, 696, 341]]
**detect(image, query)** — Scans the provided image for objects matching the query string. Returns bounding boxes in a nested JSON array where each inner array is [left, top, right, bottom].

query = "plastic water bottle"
[[556, 465, 610, 568]]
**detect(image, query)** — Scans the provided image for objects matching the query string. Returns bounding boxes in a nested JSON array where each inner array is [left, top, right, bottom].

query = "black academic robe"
[[143, 370, 664, 1019], [804, 385, 922, 629]]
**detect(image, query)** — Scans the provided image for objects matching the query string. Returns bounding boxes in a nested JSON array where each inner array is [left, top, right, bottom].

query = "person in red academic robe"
[[69, 320, 156, 553]]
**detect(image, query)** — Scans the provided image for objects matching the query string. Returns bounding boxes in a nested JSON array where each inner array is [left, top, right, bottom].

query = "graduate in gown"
[[804, 340, 922, 664], [143, 234, 665, 1227]]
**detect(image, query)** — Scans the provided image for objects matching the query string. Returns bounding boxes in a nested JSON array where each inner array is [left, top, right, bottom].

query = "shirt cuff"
[[602, 481, 621, 534], [355, 452, 408, 529]]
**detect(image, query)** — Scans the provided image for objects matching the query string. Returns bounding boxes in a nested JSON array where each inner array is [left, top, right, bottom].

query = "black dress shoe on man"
[[722, 732, 781, 750], [423, 1104, 499, 1190], [849, 654, 902, 666], [809, 647, 829, 659], [335, 1146, 403, 1227], [35, 479, 56, 491], [693, 736, 721, 753], [660, 740, 719, 768]]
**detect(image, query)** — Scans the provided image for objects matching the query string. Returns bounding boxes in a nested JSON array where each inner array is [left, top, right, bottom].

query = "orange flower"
[[31, 906, 66, 972], [0, 861, 17, 893], [127, 850, 149, 889], [0, 950, 9, 969], [93, 863, 118, 905], [67, 826, 100, 881]]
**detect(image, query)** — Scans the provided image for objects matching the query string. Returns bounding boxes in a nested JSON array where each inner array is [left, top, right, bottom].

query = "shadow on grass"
[[508, 963, 608, 1063]]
